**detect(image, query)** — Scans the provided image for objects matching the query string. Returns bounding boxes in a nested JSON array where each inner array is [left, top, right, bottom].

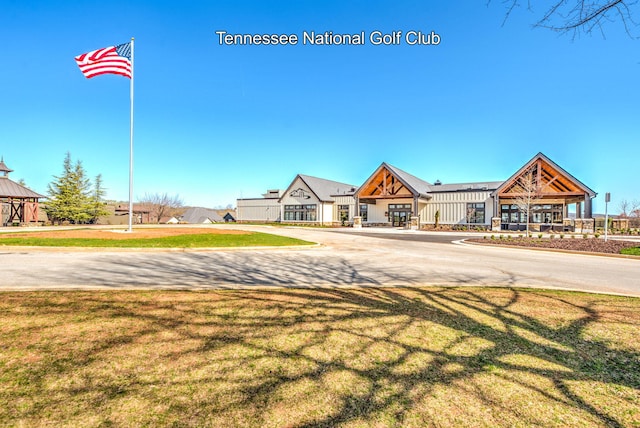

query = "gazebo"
[[0, 158, 45, 226]]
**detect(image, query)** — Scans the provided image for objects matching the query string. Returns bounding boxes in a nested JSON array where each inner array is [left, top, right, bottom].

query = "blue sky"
[[1, 1, 638, 213]]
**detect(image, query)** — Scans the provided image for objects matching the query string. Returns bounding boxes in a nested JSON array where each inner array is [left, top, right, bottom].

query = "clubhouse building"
[[237, 153, 597, 232]]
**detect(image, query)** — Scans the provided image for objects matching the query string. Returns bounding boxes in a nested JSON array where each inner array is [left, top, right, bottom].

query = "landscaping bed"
[[468, 236, 640, 255]]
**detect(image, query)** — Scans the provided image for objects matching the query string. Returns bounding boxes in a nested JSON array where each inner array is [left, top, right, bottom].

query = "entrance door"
[[389, 204, 412, 227]]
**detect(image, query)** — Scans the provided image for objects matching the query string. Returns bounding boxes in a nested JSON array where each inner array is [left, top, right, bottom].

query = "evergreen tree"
[[89, 174, 110, 223], [71, 159, 92, 224], [46, 152, 104, 224]]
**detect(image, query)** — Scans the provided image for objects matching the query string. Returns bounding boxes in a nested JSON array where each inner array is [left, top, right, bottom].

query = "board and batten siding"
[[420, 191, 494, 225], [236, 199, 281, 222], [332, 195, 356, 222]]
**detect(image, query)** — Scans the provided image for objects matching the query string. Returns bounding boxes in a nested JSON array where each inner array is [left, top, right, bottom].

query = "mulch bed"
[[467, 237, 640, 254]]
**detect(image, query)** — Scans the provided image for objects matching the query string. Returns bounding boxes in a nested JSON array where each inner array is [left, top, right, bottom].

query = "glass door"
[[389, 204, 412, 227]]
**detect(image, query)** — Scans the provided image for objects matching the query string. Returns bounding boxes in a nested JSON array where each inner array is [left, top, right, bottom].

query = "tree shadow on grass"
[[1, 287, 639, 426]]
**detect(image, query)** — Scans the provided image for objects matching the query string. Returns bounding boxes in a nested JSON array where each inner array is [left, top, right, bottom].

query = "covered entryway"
[[354, 163, 431, 226], [492, 153, 597, 232]]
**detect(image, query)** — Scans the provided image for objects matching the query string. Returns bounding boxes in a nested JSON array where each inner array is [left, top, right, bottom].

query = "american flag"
[[75, 42, 132, 79]]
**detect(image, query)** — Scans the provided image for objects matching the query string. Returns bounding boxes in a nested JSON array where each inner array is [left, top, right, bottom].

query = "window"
[[359, 204, 368, 222], [500, 203, 563, 224], [501, 204, 510, 223], [284, 204, 316, 221], [338, 205, 349, 222], [388, 204, 412, 210], [466, 203, 485, 224]]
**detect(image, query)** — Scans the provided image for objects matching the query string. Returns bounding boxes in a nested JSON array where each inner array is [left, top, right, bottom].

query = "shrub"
[[491, 235, 495, 240], [538, 233, 543, 239], [559, 234, 564, 239]]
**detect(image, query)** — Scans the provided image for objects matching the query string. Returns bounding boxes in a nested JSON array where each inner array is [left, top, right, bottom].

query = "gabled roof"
[[356, 162, 432, 200], [492, 152, 596, 198], [280, 174, 357, 203], [0, 177, 45, 199], [384, 163, 432, 198], [180, 207, 224, 223]]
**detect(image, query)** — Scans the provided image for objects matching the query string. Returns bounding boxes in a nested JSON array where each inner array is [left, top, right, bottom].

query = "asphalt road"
[[1, 226, 639, 296]]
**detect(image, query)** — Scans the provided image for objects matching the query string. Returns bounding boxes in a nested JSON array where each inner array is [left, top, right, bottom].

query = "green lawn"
[[1, 288, 638, 427], [621, 246, 640, 256], [0, 231, 314, 248]]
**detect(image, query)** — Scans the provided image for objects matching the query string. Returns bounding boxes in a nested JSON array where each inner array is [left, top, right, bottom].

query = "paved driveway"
[[1, 226, 639, 296]]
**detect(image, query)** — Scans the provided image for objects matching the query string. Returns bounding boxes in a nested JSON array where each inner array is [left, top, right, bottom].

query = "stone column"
[[563, 218, 573, 232], [353, 216, 362, 229], [410, 216, 419, 230], [582, 218, 594, 233], [491, 217, 501, 232]]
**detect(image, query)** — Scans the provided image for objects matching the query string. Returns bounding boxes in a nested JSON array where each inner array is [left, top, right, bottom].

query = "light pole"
[[604, 192, 611, 242]]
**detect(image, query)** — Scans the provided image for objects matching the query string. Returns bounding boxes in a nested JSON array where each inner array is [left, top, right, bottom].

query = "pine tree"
[[71, 159, 92, 224], [46, 152, 102, 224], [89, 174, 110, 223]]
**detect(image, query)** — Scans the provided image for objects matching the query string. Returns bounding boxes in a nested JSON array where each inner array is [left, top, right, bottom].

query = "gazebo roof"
[[0, 158, 14, 174], [0, 178, 45, 199], [0, 158, 45, 199]]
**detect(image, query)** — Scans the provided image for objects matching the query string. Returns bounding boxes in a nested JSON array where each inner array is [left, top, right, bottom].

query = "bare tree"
[[138, 192, 184, 223], [466, 206, 476, 230], [512, 167, 540, 237], [619, 199, 631, 217], [627, 199, 640, 228], [493, 0, 638, 37]]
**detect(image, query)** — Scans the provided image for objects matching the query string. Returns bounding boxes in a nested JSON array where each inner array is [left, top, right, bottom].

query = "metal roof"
[[0, 158, 13, 174], [380, 163, 433, 199], [0, 177, 45, 199], [429, 181, 503, 193], [292, 174, 357, 202]]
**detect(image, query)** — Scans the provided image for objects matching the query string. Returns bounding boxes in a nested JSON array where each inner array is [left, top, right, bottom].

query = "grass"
[[0, 231, 314, 248], [1, 287, 639, 427], [621, 246, 640, 256]]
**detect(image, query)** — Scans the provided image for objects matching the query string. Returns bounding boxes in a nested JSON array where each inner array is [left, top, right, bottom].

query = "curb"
[[459, 239, 640, 260], [0, 243, 322, 253]]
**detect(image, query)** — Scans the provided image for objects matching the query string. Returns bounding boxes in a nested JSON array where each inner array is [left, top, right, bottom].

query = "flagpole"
[[128, 37, 135, 233]]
